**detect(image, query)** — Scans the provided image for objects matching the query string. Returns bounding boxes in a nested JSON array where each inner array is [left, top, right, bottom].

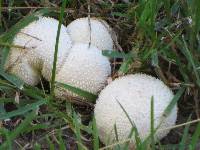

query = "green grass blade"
[[123, 128, 134, 150], [116, 100, 142, 148], [9, 111, 36, 139], [111, 12, 129, 18], [0, 128, 12, 150], [118, 57, 133, 75], [24, 124, 49, 133], [162, 87, 185, 118], [181, 36, 200, 87], [116, 100, 136, 130], [138, 0, 159, 39], [24, 85, 46, 98], [48, 103, 74, 130], [0, 78, 16, 88], [0, 111, 36, 149], [114, 123, 121, 150], [156, 87, 185, 130], [0, 9, 50, 42], [179, 115, 192, 150], [34, 143, 41, 150], [0, 70, 24, 89], [189, 121, 200, 150], [161, 144, 179, 150], [102, 50, 131, 59], [0, 0, 2, 27], [0, 15, 38, 42], [5, 131, 12, 150], [56, 82, 97, 102], [157, 140, 164, 150], [143, 87, 185, 147], [46, 136, 55, 150], [50, 0, 68, 96], [0, 98, 15, 104], [0, 102, 6, 114], [73, 111, 83, 150], [189, 0, 200, 48], [151, 50, 158, 67], [0, 100, 46, 120], [150, 96, 155, 150], [92, 117, 99, 150], [58, 129, 66, 150], [114, 124, 119, 142]]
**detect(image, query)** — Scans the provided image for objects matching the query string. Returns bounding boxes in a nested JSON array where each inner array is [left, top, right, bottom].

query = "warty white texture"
[[55, 43, 111, 99], [5, 16, 72, 85], [94, 73, 177, 147]]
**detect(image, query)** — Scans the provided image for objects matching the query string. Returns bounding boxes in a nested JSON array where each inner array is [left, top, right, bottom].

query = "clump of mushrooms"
[[5, 15, 178, 148], [94, 73, 177, 147], [5, 16, 112, 99]]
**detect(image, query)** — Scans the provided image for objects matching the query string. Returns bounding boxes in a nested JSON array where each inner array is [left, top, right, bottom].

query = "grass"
[[0, 0, 200, 149], [50, 0, 67, 97]]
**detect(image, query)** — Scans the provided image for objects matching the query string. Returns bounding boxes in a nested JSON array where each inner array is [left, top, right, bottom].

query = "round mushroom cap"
[[94, 74, 177, 147], [55, 43, 111, 99], [5, 16, 72, 84], [66, 17, 114, 51]]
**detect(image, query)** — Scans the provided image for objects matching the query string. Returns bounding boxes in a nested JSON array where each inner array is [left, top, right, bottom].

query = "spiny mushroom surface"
[[94, 74, 177, 147], [5, 16, 72, 85], [55, 43, 111, 99], [66, 17, 114, 51]]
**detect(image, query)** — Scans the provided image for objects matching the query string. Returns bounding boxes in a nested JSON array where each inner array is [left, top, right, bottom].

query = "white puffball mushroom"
[[66, 17, 114, 51], [55, 43, 111, 99], [5, 16, 72, 85], [94, 74, 177, 147]]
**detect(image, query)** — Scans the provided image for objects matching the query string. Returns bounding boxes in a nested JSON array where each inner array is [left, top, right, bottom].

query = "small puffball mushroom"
[[5, 16, 72, 85], [66, 17, 114, 51], [94, 74, 177, 147], [55, 43, 111, 99]]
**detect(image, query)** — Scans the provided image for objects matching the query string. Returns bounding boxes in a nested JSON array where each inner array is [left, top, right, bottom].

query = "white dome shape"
[[55, 43, 111, 99], [94, 74, 177, 147], [5, 16, 72, 85], [66, 17, 113, 51]]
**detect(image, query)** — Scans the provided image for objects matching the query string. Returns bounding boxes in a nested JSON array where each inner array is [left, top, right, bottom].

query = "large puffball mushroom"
[[66, 17, 114, 51], [5, 16, 72, 85], [55, 43, 111, 99], [94, 74, 177, 147]]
